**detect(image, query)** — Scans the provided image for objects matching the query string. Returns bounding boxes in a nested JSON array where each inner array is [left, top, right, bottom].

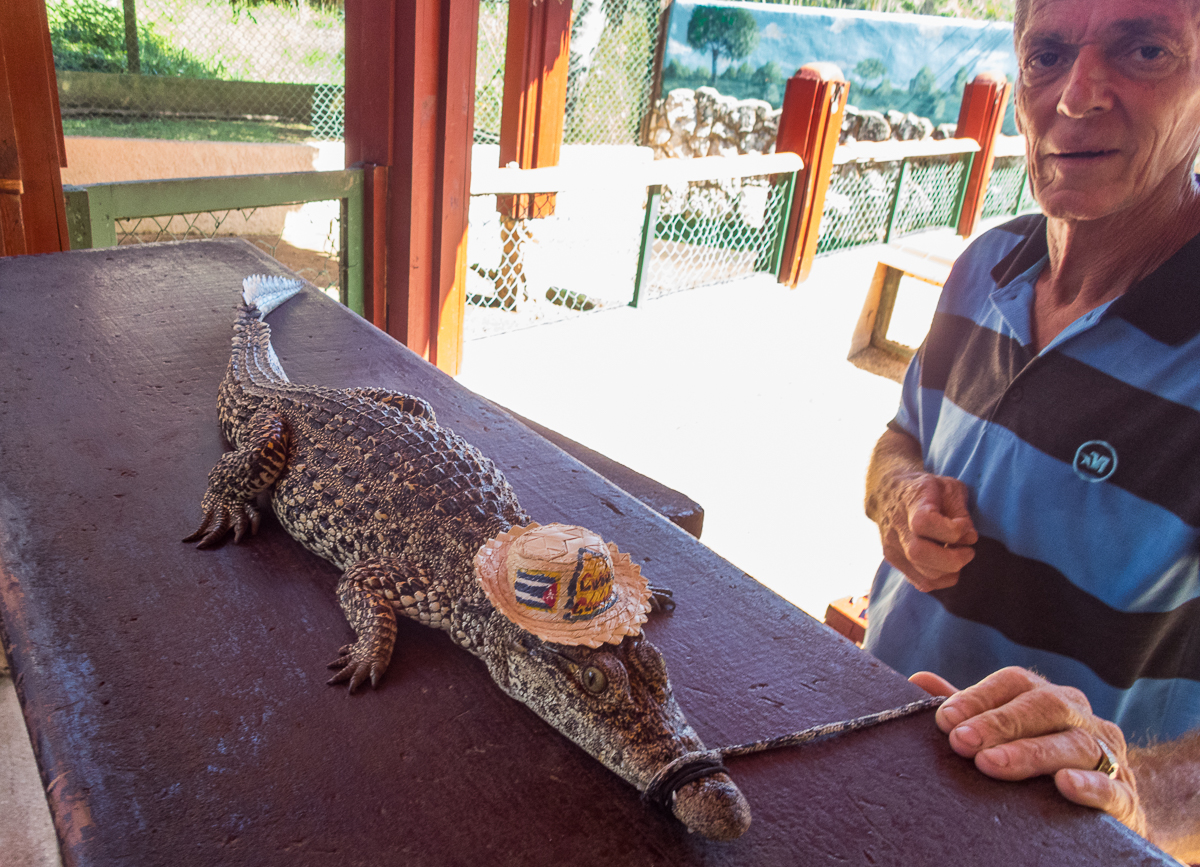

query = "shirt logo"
[[1073, 440, 1117, 482]]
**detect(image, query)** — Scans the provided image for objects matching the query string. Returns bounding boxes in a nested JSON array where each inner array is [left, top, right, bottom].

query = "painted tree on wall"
[[686, 6, 760, 84]]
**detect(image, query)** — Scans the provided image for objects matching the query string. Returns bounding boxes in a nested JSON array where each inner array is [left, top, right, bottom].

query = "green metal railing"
[[63, 169, 364, 313], [816, 139, 978, 257], [462, 153, 803, 333], [981, 155, 1039, 220], [632, 171, 797, 306]]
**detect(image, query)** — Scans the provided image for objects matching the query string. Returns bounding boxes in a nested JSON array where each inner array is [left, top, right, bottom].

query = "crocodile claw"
[[184, 497, 261, 548], [327, 643, 387, 693], [649, 585, 676, 614]]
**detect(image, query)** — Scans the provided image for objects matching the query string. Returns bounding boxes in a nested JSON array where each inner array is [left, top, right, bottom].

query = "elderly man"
[[862, 0, 1200, 858]]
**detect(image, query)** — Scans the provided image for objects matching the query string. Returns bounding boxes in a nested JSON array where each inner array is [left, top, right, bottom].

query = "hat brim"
[[475, 523, 652, 647]]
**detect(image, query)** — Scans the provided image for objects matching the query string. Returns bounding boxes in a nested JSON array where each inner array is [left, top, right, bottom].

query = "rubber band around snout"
[[639, 696, 946, 810], [641, 750, 730, 809]]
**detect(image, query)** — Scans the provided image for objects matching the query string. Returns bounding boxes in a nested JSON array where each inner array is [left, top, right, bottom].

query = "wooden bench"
[[848, 242, 958, 380], [0, 240, 1170, 866]]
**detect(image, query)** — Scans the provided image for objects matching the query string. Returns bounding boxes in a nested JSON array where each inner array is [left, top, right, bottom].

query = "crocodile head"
[[483, 620, 752, 841]]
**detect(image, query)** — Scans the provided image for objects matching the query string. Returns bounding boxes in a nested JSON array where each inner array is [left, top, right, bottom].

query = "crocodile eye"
[[581, 666, 608, 694]]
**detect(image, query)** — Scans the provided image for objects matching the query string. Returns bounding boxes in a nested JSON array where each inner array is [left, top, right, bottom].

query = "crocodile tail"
[[242, 274, 305, 318], [228, 275, 301, 389]]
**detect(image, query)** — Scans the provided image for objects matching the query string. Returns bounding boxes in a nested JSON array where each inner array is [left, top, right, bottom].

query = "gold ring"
[[1093, 737, 1120, 779]]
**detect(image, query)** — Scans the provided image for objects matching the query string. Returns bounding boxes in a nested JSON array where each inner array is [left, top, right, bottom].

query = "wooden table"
[[0, 240, 1170, 866]]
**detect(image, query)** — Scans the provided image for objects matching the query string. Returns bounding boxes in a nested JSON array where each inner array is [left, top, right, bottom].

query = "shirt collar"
[[988, 213, 1200, 347]]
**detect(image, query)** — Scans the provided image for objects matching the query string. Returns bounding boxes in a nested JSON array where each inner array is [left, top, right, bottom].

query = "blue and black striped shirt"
[[865, 214, 1200, 744]]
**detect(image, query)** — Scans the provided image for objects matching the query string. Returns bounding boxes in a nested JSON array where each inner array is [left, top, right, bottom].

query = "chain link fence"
[[50, 0, 344, 140], [464, 157, 798, 338], [474, 0, 662, 147], [641, 174, 792, 299], [474, 0, 508, 145], [816, 145, 975, 256], [981, 154, 1038, 220], [114, 204, 343, 295], [818, 161, 905, 255], [464, 187, 646, 337], [50, 0, 659, 147], [889, 154, 973, 237]]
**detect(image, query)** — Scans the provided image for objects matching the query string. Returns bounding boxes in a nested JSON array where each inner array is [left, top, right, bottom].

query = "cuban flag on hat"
[[514, 568, 560, 611]]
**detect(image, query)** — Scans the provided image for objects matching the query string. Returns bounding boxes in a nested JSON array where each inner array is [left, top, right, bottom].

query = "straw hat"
[[475, 523, 652, 647]]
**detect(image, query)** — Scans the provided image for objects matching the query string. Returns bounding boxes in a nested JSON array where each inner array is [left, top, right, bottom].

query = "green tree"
[[686, 6, 760, 85], [853, 57, 888, 95], [907, 65, 939, 117]]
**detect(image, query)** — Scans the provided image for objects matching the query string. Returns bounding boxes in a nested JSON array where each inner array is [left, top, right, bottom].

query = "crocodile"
[[186, 275, 752, 841]]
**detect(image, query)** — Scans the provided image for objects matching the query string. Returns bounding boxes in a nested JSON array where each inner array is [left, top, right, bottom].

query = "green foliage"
[[48, 0, 224, 77], [61, 114, 311, 142], [662, 58, 787, 106], [843, 56, 976, 125], [562, 0, 660, 145], [854, 57, 887, 83], [686, 6, 761, 83], [753, 0, 1013, 21]]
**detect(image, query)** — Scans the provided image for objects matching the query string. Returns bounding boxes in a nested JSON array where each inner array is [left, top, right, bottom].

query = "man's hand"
[[911, 668, 1149, 839], [865, 428, 978, 591]]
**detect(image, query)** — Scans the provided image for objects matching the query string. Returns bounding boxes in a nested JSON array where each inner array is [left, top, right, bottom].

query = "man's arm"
[[864, 427, 978, 591], [912, 668, 1200, 863], [1129, 733, 1200, 859]]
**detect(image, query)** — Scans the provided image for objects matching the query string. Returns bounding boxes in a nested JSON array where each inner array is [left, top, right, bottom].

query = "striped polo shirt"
[[864, 214, 1200, 744]]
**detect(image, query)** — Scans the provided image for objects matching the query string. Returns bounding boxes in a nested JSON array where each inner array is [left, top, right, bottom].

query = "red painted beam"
[[0, 0, 68, 256], [497, 0, 572, 220], [955, 72, 1012, 237], [776, 63, 848, 287], [344, 0, 478, 375]]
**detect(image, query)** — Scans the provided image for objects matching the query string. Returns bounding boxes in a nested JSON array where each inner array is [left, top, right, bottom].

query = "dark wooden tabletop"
[[0, 240, 1171, 866]]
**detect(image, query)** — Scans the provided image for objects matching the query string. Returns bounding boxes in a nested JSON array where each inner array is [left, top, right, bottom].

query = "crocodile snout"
[[671, 774, 752, 840]]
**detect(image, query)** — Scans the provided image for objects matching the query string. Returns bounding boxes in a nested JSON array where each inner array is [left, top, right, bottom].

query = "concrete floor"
[[0, 660, 60, 867], [0, 237, 957, 865], [455, 245, 930, 618]]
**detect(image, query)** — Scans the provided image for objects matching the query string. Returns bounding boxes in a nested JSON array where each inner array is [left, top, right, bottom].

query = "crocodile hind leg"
[[345, 388, 436, 423], [185, 409, 290, 548], [328, 556, 460, 692]]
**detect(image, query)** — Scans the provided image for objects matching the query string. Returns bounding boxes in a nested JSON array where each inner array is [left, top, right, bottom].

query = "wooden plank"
[[98, 171, 362, 221], [875, 245, 954, 286], [833, 137, 980, 166], [470, 153, 804, 196], [993, 134, 1027, 159], [0, 239, 1173, 866], [343, 2, 396, 331]]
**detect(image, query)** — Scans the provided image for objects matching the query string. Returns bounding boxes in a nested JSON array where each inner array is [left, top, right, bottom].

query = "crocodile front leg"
[[327, 556, 462, 692], [185, 409, 290, 548]]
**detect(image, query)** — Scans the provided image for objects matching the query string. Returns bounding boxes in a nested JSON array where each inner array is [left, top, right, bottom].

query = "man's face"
[[1015, 0, 1200, 221]]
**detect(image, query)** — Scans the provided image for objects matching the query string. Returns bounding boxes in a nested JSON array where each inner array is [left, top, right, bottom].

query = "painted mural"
[[662, 0, 1019, 132]]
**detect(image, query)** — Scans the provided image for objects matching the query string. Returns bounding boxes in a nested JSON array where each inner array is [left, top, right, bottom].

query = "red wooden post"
[[775, 63, 848, 287], [497, 0, 573, 220], [955, 71, 1011, 237], [0, 39, 26, 258], [0, 0, 69, 256], [344, 0, 479, 376]]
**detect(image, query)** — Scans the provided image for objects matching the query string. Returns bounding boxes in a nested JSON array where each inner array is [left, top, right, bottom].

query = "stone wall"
[[646, 87, 956, 159], [646, 88, 780, 160], [841, 107, 957, 144]]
